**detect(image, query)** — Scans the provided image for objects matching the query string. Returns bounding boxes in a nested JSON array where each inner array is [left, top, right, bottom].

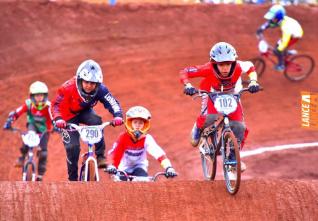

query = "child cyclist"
[[3, 81, 52, 181], [180, 42, 260, 172], [105, 106, 177, 179], [256, 4, 303, 71], [52, 59, 124, 181]]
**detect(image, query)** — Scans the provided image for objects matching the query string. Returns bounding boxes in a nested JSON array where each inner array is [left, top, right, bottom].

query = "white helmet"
[[209, 42, 237, 63], [125, 106, 151, 140], [29, 81, 48, 94], [76, 59, 103, 102], [29, 81, 49, 110], [209, 42, 237, 80]]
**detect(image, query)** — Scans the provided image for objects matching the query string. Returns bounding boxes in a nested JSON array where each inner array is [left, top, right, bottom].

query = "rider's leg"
[[79, 109, 106, 168], [37, 132, 50, 180], [63, 121, 81, 181]]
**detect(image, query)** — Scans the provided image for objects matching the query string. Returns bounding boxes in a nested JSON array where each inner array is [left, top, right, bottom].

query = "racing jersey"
[[108, 132, 171, 173], [180, 60, 255, 93], [51, 77, 123, 121], [14, 99, 52, 133], [259, 16, 303, 51]]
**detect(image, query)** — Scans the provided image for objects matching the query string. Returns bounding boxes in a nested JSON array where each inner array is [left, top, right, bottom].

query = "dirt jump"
[[0, 1, 317, 220]]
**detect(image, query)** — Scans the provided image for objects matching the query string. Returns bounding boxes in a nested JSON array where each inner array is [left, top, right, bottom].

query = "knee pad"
[[38, 150, 48, 160]]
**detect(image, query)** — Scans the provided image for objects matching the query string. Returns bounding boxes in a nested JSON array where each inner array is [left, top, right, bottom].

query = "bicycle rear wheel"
[[200, 135, 217, 180], [222, 131, 241, 195], [242, 57, 266, 86], [284, 54, 315, 81]]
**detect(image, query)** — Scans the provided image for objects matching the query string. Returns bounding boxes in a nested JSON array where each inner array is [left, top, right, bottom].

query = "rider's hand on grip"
[[165, 167, 177, 178], [105, 165, 117, 174], [112, 117, 123, 127], [184, 83, 196, 96], [3, 119, 12, 130], [54, 119, 67, 129], [248, 81, 260, 93]]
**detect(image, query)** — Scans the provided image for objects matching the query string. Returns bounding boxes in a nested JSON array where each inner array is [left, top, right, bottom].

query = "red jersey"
[[51, 77, 122, 121], [14, 99, 52, 132], [108, 132, 169, 173], [180, 61, 255, 92]]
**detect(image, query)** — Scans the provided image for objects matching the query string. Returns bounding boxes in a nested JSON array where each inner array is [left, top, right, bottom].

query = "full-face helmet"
[[125, 106, 151, 140], [209, 42, 237, 80], [264, 4, 286, 25], [76, 59, 103, 102], [29, 81, 49, 110]]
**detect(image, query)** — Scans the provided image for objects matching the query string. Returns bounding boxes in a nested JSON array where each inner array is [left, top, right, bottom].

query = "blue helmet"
[[264, 4, 286, 23]]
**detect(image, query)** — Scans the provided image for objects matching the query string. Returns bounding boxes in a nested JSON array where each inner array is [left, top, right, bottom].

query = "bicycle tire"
[[200, 134, 217, 180], [222, 131, 241, 195], [242, 57, 266, 86], [24, 162, 35, 181], [88, 160, 96, 181], [284, 54, 315, 82]]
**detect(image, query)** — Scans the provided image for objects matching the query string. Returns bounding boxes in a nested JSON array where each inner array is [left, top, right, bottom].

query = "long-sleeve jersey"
[[108, 132, 172, 173], [14, 99, 52, 132], [180, 61, 255, 93], [51, 77, 123, 121], [258, 16, 303, 51]]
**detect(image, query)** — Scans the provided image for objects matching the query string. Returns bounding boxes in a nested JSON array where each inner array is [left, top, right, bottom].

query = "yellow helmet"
[[125, 106, 151, 140]]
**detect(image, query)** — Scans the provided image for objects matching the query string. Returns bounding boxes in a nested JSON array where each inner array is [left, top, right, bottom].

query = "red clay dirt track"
[[0, 1, 318, 220]]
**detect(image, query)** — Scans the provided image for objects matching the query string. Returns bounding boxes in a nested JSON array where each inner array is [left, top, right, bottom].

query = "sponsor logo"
[[105, 93, 121, 113], [301, 91, 318, 129]]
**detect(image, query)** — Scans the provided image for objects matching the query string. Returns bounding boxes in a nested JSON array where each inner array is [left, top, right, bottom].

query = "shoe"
[[15, 156, 24, 168], [97, 156, 107, 168], [190, 123, 201, 147], [36, 175, 43, 181], [274, 64, 285, 72]]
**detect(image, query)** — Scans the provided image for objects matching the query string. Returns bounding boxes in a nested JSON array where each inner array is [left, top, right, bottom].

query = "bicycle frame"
[[66, 122, 112, 182]]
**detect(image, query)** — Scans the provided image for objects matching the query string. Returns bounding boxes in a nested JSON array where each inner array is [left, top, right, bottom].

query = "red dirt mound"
[[0, 1, 318, 220]]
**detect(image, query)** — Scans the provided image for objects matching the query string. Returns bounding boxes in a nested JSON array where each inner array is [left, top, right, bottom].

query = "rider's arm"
[[145, 134, 172, 170], [238, 61, 258, 82], [256, 21, 270, 35], [108, 133, 126, 168], [180, 63, 211, 85], [51, 85, 69, 121], [98, 85, 123, 118], [11, 102, 29, 120], [277, 26, 292, 52]]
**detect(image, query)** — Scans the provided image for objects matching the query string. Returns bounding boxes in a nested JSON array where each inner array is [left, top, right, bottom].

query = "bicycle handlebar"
[[113, 170, 172, 182], [66, 121, 113, 131]]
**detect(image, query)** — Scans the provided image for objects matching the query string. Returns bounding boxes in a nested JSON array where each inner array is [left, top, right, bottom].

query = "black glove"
[[105, 165, 117, 174], [165, 167, 177, 178], [183, 83, 196, 96], [248, 81, 260, 93]]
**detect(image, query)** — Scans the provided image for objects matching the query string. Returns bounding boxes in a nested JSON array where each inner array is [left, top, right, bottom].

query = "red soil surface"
[[0, 1, 317, 220]]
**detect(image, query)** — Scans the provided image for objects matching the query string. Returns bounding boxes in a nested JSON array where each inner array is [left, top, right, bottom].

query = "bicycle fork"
[[82, 144, 100, 181]]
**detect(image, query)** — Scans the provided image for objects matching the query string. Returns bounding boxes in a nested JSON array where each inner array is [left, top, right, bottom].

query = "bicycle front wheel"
[[222, 131, 241, 195], [284, 54, 315, 81], [200, 135, 217, 181], [88, 161, 97, 181], [23, 162, 35, 181]]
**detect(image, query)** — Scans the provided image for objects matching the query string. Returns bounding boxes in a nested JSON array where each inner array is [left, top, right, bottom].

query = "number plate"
[[214, 95, 238, 115], [22, 131, 40, 147], [79, 126, 103, 144]]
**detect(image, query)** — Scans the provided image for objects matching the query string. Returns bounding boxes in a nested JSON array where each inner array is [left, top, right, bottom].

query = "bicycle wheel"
[[200, 135, 217, 181], [284, 54, 315, 81], [23, 162, 35, 181], [222, 131, 241, 195], [242, 57, 266, 86], [88, 160, 97, 181]]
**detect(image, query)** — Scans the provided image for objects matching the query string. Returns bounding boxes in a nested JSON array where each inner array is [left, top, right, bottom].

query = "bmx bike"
[[64, 121, 112, 182], [193, 88, 255, 195], [7, 128, 46, 181], [245, 36, 315, 84], [109, 169, 174, 182]]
